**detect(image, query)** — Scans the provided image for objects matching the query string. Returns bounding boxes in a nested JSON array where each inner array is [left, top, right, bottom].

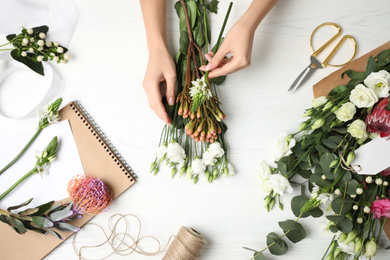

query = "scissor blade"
[[288, 65, 312, 92]]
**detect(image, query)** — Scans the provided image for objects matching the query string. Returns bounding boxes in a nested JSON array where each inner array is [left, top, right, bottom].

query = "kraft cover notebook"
[[313, 41, 390, 240], [0, 100, 137, 260]]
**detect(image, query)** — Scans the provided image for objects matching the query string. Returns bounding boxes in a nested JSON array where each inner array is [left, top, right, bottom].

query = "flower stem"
[[0, 49, 14, 51], [0, 42, 11, 48], [0, 167, 37, 201], [0, 127, 42, 175]]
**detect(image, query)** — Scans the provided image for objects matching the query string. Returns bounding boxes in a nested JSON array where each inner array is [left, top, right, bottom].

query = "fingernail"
[[205, 62, 214, 71], [168, 97, 175, 106]]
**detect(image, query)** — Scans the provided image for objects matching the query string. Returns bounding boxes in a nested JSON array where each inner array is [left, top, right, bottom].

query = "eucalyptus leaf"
[[376, 49, 390, 67], [336, 217, 353, 233], [329, 224, 339, 233], [331, 198, 353, 215], [254, 252, 266, 260], [320, 153, 334, 173], [266, 232, 288, 255], [326, 215, 345, 222], [278, 220, 307, 243]]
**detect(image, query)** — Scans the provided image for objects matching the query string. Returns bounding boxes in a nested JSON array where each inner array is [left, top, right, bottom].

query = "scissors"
[[288, 22, 357, 92]]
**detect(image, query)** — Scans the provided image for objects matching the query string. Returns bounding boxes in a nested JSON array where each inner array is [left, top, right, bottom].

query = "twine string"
[[339, 142, 362, 173]]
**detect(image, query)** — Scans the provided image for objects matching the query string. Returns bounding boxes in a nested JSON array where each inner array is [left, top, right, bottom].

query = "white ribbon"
[[0, 0, 77, 119]]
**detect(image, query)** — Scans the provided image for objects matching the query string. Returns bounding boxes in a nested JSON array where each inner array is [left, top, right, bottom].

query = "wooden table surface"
[[0, 0, 389, 259]]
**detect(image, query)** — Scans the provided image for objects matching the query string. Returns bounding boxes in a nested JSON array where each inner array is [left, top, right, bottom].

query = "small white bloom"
[[364, 70, 390, 98], [192, 158, 205, 176], [27, 28, 33, 34], [273, 133, 296, 160], [202, 150, 216, 166], [21, 51, 27, 57], [204, 88, 212, 99], [334, 102, 356, 122], [53, 56, 59, 62], [334, 189, 341, 196], [46, 41, 52, 47], [349, 84, 378, 108], [375, 178, 383, 185], [39, 32, 46, 39], [356, 217, 363, 224], [22, 38, 29, 46], [321, 175, 326, 180], [38, 46, 43, 51], [356, 188, 363, 195], [50, 52, 55, 56], [34, 149, 44, 160], [227, 163, 235, 176], [350, 194, 357, 198], [156, 144, 168, 160], [353, 205, 358, 210], [338, 241, 356, 256], [347, 119, 368, 139], [64, 54, 71, 60], [37, 39, 44, 47], [318, 193, 334, 205], [311, 183, 320, 198], [28, 47, 34, 52], [268, 173, 293, 196], [365, 176, 373, 183], [47, 111, 60, 123], [36, 163, 50, 178], [363, 206, 371, 213], [208, 142, 224, 158], [37, 105, 50, 120], [191, 75, 206, 89], [37, 56, 43, 62], [57, 47, 64, 53], [189, 85, 201, 97], [60, 59, 67, 64], [53, 41, 59, 47], [30, 38, 35, 42], [383, 181, 389, 186], [166, 141, 186, 163], [312, 96, 328, 107]]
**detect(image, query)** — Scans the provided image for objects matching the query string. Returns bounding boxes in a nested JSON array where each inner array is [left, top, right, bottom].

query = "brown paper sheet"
[[313, 41, 390, 240], [0, 101, 136, 259]]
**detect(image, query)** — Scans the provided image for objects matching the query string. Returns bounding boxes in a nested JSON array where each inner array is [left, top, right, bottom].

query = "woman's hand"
[[143, 48, 176, 125]]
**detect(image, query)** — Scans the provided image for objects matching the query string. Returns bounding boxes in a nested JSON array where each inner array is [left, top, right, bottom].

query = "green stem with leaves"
[[0, 127, 43, 175]]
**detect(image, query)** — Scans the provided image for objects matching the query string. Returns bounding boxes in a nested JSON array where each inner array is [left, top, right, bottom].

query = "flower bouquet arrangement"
[[151, 0, 235, 183], [246, 49, 390, 259], [0, 25, 70, 75]]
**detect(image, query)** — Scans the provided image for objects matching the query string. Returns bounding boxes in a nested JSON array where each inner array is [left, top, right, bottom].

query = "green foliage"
[[11, 49, 44, 75], [278, 220, 307, 243], [206, 0, 219, 14], [331, 198, 353, 215], [266, 232, 288, 255]]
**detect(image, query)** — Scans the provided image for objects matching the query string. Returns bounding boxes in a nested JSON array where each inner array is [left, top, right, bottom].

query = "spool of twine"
[[162, 226, 207, 260]]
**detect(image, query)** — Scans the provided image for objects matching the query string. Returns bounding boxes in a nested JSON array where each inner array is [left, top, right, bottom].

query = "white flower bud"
[[50, 52, 55, 56], [356, 188, 363, 195], [21, 51, 27, 57], [365, 176, 373, 183], [28, 47, 34, 52], [350, 194, 357, 198], [22, 38, 29, 45], [27, 28, 33, 34], [37, 39, 44, 47], [38, 46, 43, 51], [375, 178, 383, 185], [60, 59, 67, 64], [64, 54, 70, 60], [384, 181, 388, 186], [53, 56, 59, 62], [30, 38, 35, 42], [334, 189, 341, 196], [363, 206, 371, 213], [356, 217, 363, 224], [53, 41, 59, 47], [46, 41, 52, 47], [321, 174, 326, 180], [37, 56, 43, 62], [57, 47, 64, 53], [353, 205, 358, 210], [39, 32, 46, 39]]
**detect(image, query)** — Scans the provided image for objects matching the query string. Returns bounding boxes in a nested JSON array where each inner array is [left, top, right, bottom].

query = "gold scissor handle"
[[310, 22, 342, 58], [324, 35, 357, 67]]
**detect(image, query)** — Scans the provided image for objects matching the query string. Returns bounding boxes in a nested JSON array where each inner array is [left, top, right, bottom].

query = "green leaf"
[[278, 220, 307, 243], [193, 24, 205, 48], [297, 169, 311, 179], [336, 217, 353, 233], [179, 31, 189, 55], [291, 195, 310, 218], [57, 222, 80, 232], [332, 128, 348, 134], [328, 85, 349, 96], [315, 144, 330, 155], [32, 25, 49, 34], [206, 0, 219, 14], [254, 252, 266, 260], [331, 198, 353, 215], [366, 55, 379, 75], [8, 216, 27, 234], [329, 224, 339, 233], [328, 136, 343, 145], [276, 161, 287, 174], [47, 228, 63, 240], [385, 245, 390, 250], [326, 215, 345, 222], [32, 200, 55, 216], [342, 70, 365, 80], [7, 198, 34, 212], [320, 153, 334, 173], [322, 136, 338, 149], [266, 232, 288, 255], [49, 209, 73, 222], [186, 1, 198, 29], [32, 216, 53, 228], [210, 75, 226, 85], [18, 207, 39, 217], [6, 34, 17, 42], [375, 49, 390, 67], [10, 49, 44, 75]]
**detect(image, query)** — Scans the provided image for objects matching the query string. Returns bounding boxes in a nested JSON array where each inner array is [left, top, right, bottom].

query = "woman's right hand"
[[142, 47, 176, 125]]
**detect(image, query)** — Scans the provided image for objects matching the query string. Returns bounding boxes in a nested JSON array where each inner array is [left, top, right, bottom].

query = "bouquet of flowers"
[[246, 49, 390, 259], [150, 0, 235, 183]]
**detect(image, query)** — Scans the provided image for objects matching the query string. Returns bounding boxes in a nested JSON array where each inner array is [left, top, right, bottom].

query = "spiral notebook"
[[0, 100, 137, 260]]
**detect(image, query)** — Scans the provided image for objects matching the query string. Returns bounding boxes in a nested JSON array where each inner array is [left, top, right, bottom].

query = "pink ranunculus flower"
[[371, 197, 390, 219], [380, 166, 390, 177]]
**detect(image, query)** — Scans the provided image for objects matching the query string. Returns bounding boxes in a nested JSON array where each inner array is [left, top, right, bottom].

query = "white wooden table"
[[0, 0, 389, 259]]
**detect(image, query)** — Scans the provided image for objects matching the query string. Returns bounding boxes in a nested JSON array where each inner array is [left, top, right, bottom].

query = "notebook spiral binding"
[[73, 100, 138, 180]]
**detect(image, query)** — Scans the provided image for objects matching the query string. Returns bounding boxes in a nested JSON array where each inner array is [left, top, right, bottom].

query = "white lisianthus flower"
[[36, 163, 50, 178], [156, 144, 168, 160], [192, 158, 205, 176], [338, 241, 356, 256], [257, 161, 272, 193], [208, 142, 224, 158], [274, 133, 296, 160], [268, 173, 293, 196], [364, 70, 390, 98], [202, 150, 216, 166], [166, 141, 186, 163], [347, 119, 368, 139], [312, 96, 328, 107], [334, 102, 356, 122], [227, 163, 235, 176], [349, 84, 378, 108]]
